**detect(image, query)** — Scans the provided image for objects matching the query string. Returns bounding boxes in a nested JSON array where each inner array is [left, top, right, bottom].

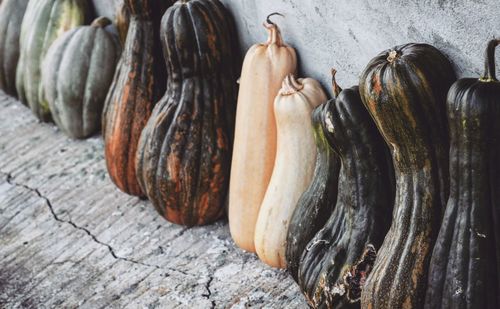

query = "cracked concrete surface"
[[0, 93, 306, 308]]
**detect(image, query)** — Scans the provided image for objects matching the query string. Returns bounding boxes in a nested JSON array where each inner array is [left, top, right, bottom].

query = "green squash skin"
[[0, 0, 29, 97], [16, 0, 88, 122], [42, 18, 121, 139], [298, 86, 394, 309], [135, 0, 239, 226], [424, 40, 500, 309], [286, 102, 341, 282], [359, 43, 456, 309]]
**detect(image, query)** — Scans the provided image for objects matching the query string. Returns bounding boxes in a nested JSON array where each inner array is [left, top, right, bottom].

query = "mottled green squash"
[[298, 72, 393, 308], [16, 0, 88, 121], [42, 17, 120, 139], [286, 72, 341, 282], [425, 39, 500, 309], [135, 0, 239, 226], [359, 43, 456, 309], [0, 0, 29, 97]]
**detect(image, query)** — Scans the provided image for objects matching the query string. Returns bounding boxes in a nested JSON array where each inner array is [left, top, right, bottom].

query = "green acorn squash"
[[42, 17, 120, 139], [424, 39, 500, 309], [359, 43, 457, 309], [0, 0, 29, 97], [16, 0, 88, 121]]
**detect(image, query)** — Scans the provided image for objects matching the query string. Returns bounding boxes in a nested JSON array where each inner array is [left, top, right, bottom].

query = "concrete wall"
[[93, 0, 500, 95]]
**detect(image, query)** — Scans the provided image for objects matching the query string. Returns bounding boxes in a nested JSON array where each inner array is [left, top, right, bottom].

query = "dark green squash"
[[102, 0, 171, 196], [135, 0, 239, 226], [115, 2, 130, 46], [359, 43, 457, 309], [0, 0, 29, 97], [424, 39, 500, 309], [42, 17, 120, 139], [286, 71, 341, 282], [297, 72, 393, 308], [16, 0, 88, 121]]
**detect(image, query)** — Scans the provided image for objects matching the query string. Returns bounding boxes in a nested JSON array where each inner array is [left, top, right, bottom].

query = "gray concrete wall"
[[93, 0, 500, 95]]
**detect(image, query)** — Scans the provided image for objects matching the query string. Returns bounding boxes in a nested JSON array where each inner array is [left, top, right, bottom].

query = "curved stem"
[[91, 16, 112, 28], [266, 12, 284, 26], [331, 69, 342, 99], [387, 50, 399, 63], [280, 74, 303, 95], [482, 39, 500, 81]]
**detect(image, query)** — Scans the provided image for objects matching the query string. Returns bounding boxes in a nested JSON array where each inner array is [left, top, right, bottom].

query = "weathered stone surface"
[[93, 0, 500, 95], [0, 93, 306, 308]]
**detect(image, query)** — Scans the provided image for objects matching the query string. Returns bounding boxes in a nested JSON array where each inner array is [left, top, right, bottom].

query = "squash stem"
[[280, 74, 303, 95], [264, 12, 284, 46], [331, 69, 342, 99], [91, 16, 112, 28], [482, 39, 500, 82]]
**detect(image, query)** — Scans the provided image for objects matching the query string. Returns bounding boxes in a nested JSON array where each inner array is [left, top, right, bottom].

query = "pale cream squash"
[[228, 14, 297, 253], [254, 75, 327, 268]]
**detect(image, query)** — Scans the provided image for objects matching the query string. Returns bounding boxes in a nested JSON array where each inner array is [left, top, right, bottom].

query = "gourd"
[[16, 0, 88, 121], [135, 0, 239, 226], [229, 14, 297, 253], [42, 17, 120, 139], [115, 3, 130, 46], [0, 0, 29, 97], [102, 0, 171, 196], [297, 72, 393, 308], [424, 39, 500, 309], [359, 43, 456, 309], [286, 71, 342, 282], [254, 74, 327, 268]]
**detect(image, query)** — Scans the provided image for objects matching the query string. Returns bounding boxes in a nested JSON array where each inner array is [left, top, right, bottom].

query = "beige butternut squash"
[[228, 13, 297, 253], [254, 74, 327, 268]]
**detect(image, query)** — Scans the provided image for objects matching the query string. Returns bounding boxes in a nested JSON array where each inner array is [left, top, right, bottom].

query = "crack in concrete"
[[2, 172, 192, 278], [202, 276, 216, 309]]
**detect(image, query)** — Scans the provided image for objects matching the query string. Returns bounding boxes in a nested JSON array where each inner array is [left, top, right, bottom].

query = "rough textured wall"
[[93, 0, 500, 94]]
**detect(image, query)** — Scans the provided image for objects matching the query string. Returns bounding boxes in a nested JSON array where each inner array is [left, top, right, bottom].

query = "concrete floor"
[[0, 92, 306, 309]]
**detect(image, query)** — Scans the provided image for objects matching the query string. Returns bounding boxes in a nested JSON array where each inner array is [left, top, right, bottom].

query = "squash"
[[229, 13, 297, 253], [0, 0, 29, 97], [16, 0, 88, 121], [297, 71, 393, 308], [115, 2, 130, 46], [359, 43, 456, 309], [286, 71, 342, 282], [254, 74, 327, 268], [424, 39, 500, 309], [42, 17, 120, 139], [102, 0, 171, 196], [135, 0, 239, 226]]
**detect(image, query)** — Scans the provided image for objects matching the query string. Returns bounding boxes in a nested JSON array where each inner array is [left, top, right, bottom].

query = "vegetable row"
[[0, 0, 498, 308]]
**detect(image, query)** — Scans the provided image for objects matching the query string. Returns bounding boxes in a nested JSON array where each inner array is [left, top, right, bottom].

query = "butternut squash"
[[228, 13, 297, 252], [254, 74, 327, 268]]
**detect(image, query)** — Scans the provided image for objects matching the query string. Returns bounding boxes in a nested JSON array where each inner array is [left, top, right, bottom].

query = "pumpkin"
[[102, 0, 171, 196], [0, 0, 29, 97], [228, 13, 297, 253], [297, 71, 393, 308], [16, 0, 88, 121], [286, 71, 342, 282], [42, 17, 120, 139], [135, 0, 239, 226], [115, 2, 130, 46], [254, 74, 327, 268], [359, 43, 456, 309], [424, 39, 500, 309]]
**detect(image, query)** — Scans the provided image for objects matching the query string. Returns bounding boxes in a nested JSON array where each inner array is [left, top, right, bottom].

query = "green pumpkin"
[[0, 0, 30, 97], [16, 0, 88, 122], [42, 17, 120, 139]]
